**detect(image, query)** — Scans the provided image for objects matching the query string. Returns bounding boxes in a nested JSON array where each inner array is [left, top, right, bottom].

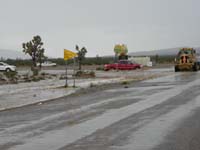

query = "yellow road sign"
[[64, 49, 77, 60]]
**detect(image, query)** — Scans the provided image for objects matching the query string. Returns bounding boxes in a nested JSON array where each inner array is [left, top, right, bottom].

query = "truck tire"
[[193, 63, 198, 71], [175, 66, 179, 72]]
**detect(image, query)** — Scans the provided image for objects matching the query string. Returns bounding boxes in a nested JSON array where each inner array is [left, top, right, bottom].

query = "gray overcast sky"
[[0, 0, 200, 57]]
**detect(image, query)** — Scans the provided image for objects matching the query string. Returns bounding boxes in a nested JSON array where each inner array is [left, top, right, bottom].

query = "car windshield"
[[0, 62, 9, 65], [119, 60, 129, 64], [43, 61, 53, 64]]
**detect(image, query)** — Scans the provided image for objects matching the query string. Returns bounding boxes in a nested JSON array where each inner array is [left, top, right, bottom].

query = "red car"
[[104, 60, 141, 71]]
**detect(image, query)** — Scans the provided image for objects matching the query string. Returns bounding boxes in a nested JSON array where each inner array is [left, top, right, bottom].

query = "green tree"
[[22, 35, 45, 74], [37, 49, 47, 68], [75, 45, 87, 70], [155, 54, 159, 64]]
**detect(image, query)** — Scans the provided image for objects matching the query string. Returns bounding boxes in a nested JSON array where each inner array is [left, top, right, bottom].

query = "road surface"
[[1, 71, 200, 150]]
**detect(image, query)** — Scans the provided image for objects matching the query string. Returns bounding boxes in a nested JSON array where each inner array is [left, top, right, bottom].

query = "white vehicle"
[[37, 61, 57, 67], [0, 62, 16, 72]]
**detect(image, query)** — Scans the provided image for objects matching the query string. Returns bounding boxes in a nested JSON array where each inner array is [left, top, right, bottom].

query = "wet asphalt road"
[[1, 71, 200, 150]]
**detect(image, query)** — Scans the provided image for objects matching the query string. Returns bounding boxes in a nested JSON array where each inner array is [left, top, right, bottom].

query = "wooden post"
[[73, 58, 76, 88], [65, 61, 68, 87]]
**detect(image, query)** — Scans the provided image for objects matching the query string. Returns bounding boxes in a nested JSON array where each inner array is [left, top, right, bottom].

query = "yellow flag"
[[64, 49, 77, 60]]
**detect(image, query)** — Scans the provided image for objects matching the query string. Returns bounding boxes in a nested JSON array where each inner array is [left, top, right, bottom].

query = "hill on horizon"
[[129, 47, 200, 56], [0, 49, 30, 60]]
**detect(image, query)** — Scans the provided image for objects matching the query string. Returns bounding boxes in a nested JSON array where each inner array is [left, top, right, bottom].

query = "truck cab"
[[175, 48, 199, 72], [104, 60, 141, 71]]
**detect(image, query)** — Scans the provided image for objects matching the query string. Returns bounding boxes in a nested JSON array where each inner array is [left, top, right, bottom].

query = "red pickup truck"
[[104, 60, 141, 71]]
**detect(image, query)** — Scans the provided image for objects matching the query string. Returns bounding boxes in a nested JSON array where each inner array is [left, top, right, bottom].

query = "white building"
[[128, 56, 153, 67]]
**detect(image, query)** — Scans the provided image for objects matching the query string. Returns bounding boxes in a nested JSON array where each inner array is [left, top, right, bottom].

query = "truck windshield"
[[179, 50, 192, 55]]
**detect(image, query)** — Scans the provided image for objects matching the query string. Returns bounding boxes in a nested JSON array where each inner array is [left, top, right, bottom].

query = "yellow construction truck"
[[174, 48, 200, 72]]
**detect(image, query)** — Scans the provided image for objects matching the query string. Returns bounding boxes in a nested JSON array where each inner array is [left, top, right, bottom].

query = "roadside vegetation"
[[75, 45, 87, 70], [1, 55, 175, 67], [151, 55, 175, 64], [22, 35, 46, 75], [0, 51, 175, 86]]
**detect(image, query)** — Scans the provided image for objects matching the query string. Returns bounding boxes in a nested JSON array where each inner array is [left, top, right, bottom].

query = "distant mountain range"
[[129, 47, 200, 56], [2, 47, 200, 59], [0, 49, 30, 59]]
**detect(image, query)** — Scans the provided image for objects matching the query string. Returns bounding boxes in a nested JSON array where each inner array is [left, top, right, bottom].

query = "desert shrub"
[[96, 67, 104, 70], [75, 70, 95, 78], [4, 71, 17, 79], [31, 67, 40, 76], [90, 83, 95, 87], [121, 80, 130, 85]]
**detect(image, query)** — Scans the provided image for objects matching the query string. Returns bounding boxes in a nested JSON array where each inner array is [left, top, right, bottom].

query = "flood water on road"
[[1, 71, 200, 150]]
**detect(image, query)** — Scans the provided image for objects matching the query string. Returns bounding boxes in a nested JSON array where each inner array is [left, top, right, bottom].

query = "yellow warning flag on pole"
[[64, 49, 77, 60]]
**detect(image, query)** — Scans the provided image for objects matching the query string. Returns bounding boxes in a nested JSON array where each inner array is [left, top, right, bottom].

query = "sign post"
[[64, 49, 77, 88], [73, 58, 76, 88], [65, 60, 68, 87]]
